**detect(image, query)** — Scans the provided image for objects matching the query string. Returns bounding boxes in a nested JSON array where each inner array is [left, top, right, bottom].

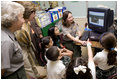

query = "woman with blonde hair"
[[15, 2, 46, 78]]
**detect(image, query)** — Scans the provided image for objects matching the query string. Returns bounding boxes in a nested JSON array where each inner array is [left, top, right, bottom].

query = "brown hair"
[[14, 1, 36, 19], [23, 7, 36, 19], [100, 32, 117, 65], [66, 57, 92, 79], [62, 11, 74, 27]]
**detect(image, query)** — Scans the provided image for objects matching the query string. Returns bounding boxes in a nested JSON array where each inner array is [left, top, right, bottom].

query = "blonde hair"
[[1, 1, 25, 28]]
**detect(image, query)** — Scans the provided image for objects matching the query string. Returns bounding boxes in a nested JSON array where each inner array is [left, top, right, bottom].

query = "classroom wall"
[[63, 1, 87, 18], [63, 1, 117, 18], [88, 1, 117, 18], [39, 1, 117, 18], [39, 1, 50, 10]]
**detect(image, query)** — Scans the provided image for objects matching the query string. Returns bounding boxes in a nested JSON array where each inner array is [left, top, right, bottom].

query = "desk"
[[76, 41, 103, 49], [77, 29, 103, 49]]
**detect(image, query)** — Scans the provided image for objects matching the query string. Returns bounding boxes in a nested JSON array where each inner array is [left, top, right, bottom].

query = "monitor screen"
[[88, 8, 114, 33], [89, 11, 104, 27]]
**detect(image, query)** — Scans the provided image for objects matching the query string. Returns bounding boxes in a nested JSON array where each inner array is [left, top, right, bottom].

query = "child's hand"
[[80, 41, 87, 46], [60, 48, 73, 58], [61, 48, 67, 53], [87, 39, 92, 47], [60, 48, 69, 56]]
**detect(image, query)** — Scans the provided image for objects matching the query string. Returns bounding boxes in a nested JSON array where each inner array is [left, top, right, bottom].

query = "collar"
[[48, 59, 61, 64], [2, 27, 16, 41], [102, 49, 109, 54]]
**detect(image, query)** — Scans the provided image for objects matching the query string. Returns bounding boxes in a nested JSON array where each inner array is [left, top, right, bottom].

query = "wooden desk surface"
[[76, 41, 103, 49]]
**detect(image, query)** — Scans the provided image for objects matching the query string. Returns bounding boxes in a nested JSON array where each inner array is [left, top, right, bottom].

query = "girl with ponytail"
[[94, 32, 117, 79], [41, 36, 54, 61]]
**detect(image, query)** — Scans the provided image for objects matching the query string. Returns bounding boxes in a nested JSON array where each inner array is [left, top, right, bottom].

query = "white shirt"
[[94, 49, 116, 70], [45, 48, 49, 62], [47, 60, 66, 79], [88, 61, 96, 79]]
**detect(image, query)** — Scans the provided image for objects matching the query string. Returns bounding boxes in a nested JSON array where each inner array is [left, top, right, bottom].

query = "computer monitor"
[[88, 8, 114, 33]]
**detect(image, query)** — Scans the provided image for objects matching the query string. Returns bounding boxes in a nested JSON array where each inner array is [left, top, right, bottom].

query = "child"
[[46, 46, 73, 79], [41, 36, 72, 58], [47, 28, 73, 67], [94, 32, 117, 79], [66, 39, 96, 79], [41, 36, 54, 51], [41, 36, 54, 61], [41, 36, 72, 67], [48, 26, 64, 48]]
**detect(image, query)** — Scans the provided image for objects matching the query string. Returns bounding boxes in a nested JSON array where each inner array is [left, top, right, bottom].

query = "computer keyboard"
[[89, 31, 102, 41], [80, 31, 102, 41], [79, 31, 90, 41]]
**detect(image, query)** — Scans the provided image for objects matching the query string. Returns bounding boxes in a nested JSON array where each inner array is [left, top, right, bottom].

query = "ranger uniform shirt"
[[1, 27, 24, 76]]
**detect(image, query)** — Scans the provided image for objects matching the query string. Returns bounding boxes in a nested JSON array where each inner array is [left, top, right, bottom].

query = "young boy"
[[46, 46, 73, 79]]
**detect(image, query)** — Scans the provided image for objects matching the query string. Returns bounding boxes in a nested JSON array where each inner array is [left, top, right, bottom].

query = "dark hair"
[[46, 46, 59, 61], [62, 11, 74, 27], [23, 7, 36, 19], [48, 27, 59, 46], [48, 26, 55, 37], [41, 36, 51, 47], [100, 32, 117, 65], [41, 36, 52, 56], [66, 57, 92, 79]]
